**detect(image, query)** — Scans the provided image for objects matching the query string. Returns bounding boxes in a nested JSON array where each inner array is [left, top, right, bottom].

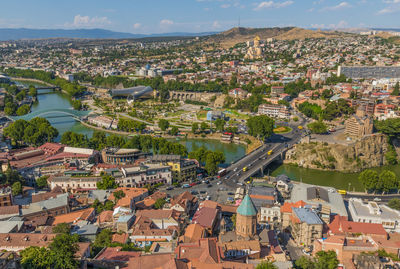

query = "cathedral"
[[244, 36, 263, 60]]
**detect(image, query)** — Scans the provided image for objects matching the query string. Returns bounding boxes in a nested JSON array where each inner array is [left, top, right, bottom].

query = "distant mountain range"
[[0, 28, 218, 41]]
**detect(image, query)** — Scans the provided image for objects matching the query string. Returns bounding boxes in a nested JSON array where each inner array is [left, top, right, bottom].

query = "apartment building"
[[148, 155, 197, 182], [258, 104, 290, 119]]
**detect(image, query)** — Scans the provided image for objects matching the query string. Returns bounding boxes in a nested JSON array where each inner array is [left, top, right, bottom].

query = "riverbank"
[[11, 77, 55, 87]]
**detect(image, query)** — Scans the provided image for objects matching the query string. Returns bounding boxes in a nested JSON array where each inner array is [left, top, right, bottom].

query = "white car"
[[373, 197, 382, 202], [217, 181, 222, 185]]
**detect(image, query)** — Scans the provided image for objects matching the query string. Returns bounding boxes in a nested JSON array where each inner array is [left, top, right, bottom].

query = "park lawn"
[[196, 110, 208, 120]]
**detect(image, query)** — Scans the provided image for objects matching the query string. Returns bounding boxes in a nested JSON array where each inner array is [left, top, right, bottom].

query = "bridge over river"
[[10, 108, 91, 121]]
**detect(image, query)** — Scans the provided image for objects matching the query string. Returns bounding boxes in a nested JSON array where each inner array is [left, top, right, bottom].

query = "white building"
[[259, 205, 281, 223], [348, 198, 400, 232], [118, 164, 172, 187], [258, 104, 290, 119]]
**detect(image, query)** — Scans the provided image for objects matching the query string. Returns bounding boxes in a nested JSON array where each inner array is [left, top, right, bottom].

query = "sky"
[[0, 0, 400, 34]]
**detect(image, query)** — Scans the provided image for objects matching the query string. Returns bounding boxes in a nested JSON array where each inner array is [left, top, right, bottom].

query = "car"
[[189, 182, 197, 187], [227, 197, 234, 202], [206, 195, 211, 200], [234, 167, 238, 172], [227, 192, 234, 195], [237, 183, 243, 186], [302, 249, 311, 256], [182, 184, 190, 188], [373, 197, 382, 202], [191, 190, 198, 195], [217, 181, 222, 185], [166, 186, 174, 191], [200, 190, 207, 194], [207, 184, 212, 188]]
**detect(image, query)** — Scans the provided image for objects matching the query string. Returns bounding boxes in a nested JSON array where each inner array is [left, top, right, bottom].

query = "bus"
[[298, 126, 303, 130], [217, 169, 227, 179], [243, 166, 248, 172], [268, 150, 273, 155], [337, 190, 347, 195]]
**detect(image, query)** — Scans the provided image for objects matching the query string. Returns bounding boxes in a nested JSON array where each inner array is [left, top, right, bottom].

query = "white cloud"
[[212, 20, 222, 29], [383, 0, 400, 3], [321, 1, 352, 11], [221, 4, 231, 8], [133, 23, 141, 29], [67, 15, 111, 28], [311, 20, 348, 29], [160, 19, 174, 27], [254, 1, 294, 10]]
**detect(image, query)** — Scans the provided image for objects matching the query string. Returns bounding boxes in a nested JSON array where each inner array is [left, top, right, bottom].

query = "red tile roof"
[[280, 200, 307, 213], [328, 215, 387, 237], [95, 247, 140, 262]]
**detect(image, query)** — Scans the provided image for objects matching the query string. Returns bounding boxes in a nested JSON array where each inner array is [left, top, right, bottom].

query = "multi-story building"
[[258, 104, 290, 119], [345, 109, 374, 138], [49, 176, 100, 193], [0, 187, 13, 207], [290, 207, 323, 248], [102, 148, 148, 165], [148, 155, 197, 182], [348, 198, 400, 232], [118, 164, 172, 187]]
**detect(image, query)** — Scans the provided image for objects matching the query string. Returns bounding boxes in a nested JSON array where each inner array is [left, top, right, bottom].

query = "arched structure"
[[10, 109, 90, 121]]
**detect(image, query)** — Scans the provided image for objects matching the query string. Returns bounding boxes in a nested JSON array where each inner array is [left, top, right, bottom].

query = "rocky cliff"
[[284, 134, 390, 172]]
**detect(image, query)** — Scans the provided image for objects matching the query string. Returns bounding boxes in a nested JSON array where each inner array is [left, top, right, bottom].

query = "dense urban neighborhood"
[[0, 24, 400, 269]]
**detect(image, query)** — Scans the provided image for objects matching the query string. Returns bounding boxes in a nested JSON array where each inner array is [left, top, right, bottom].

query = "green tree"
[[307, 121, 327, 134], [378, 170, 398, 194], [53, 223, 71, 234], [247, 115, 275, 140], [72, 100, 82, 110], [214, 118, 226, 132], [20, 246, 52, 269], [169, 126, 179, 136], [48, 234, 79, 269], [200, 122, 208, 132], [358, 169, 379, 192], [28, 85, 37, 97], [94, 228, 112, 248], [11, 181, 22, 196], [295, 256, 315, 269], [16, 104, 30, 116], [256, 261, 277, 269], [314, 250, 339, 269], [154, 198, 166, 209], [113, 190, 125, 201], [97, 175, 118, 190], [192, 122, 199, 133], [391, 82, 400, 96], [205, 151, 225, 176], [158, 119, 170, 131], [388, 198, 400, 210], [36, 176, 49, 189]]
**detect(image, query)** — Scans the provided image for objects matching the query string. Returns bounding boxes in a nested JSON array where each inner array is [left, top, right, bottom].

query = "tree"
[[295, 256, 315, 269], [200, 122, 208, 132], [20, 246, 52, 269], [307, 121, 327, 134], [192, 122, 199, 133], [358, 169, 379, 192], [16, 104, 30, 116], [97, 175, 118, 190], [391, 82, 400, 96], [113, 190, 125, 201], [48, 234, 80, 269], [72, 100, 82, 110], [11, 181, 22, 196], [53, 223, 71, 234], [28, 85, 37, 97], [214, 118, 226, 132], [378, 170, 398, 194], [154, 198, 166, 209], [205, 151, 225, 176], [247, 115, 275, 140], [256, 261, 277, 269], [170, 126, 179, 136], [94, 228, 112, 248], [36, 176, 49, 189], [388, 198, 400, 210], [314, 250, 339, 269], [158, 119, 170, 131]]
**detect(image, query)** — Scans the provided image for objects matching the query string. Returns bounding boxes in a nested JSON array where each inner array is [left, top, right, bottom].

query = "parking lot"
[[159, 177, 238, 204]]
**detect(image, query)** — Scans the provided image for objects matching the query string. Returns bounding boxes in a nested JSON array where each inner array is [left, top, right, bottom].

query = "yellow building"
[[245, 36, 263, 60], [149, 155, 197, 182]]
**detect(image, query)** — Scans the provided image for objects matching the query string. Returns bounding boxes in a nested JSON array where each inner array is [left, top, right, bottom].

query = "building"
[[49, 176, 100, 192], [245, 36, 263, 60], [118, 164, 172, 187], [338, 66, 400, 79], [206, 111, 225, 121], [271, 86, 285, 97], [102, 148, 147, 165], [290, 183, 348, 221], [191, 206, 219, 235], [345, 109, 374, 138], [236, 194, 257, 238], [148, 155, 197, 182], [21, 193, 70, 220], [0, 187, 13, 207], [87, 116, 118, 130], [348, 198, 400, 232], [290, 207, 323, 248], [110, 86, 154, 101], [228, 88, 248, 99], [52, 207, 96, 225], [258, 104, 290, 119]]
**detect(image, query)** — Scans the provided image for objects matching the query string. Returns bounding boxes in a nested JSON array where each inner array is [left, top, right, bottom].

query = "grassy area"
[[196, 110, 208, 120], [274, 126, 292, 134]]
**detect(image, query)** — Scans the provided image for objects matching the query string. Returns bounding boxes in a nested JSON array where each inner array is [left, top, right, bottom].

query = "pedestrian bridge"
[[10, 108, 91, 121]]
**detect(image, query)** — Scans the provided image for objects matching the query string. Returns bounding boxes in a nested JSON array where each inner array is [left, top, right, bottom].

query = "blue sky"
[[1, 0, 399, 33]]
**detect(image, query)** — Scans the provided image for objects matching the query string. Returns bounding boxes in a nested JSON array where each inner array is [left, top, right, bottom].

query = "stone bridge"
[[168, 91, 220, 102]]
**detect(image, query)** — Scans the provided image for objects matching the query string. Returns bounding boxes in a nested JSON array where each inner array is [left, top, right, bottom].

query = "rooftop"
[[292, 207, 323, 225], [237, 194, 257, 216]]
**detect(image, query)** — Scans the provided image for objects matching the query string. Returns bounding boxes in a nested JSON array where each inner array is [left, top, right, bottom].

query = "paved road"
[[345, 193, 400, 203], [220, 117, 307, 188]]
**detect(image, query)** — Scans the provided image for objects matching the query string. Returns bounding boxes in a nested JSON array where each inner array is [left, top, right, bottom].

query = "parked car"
[[207, 184, 212, 188], [373, 197, 382, 202], [166, 186, 174, 191], [182, 184, 190, 188], [217, 181, 222, 185]]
